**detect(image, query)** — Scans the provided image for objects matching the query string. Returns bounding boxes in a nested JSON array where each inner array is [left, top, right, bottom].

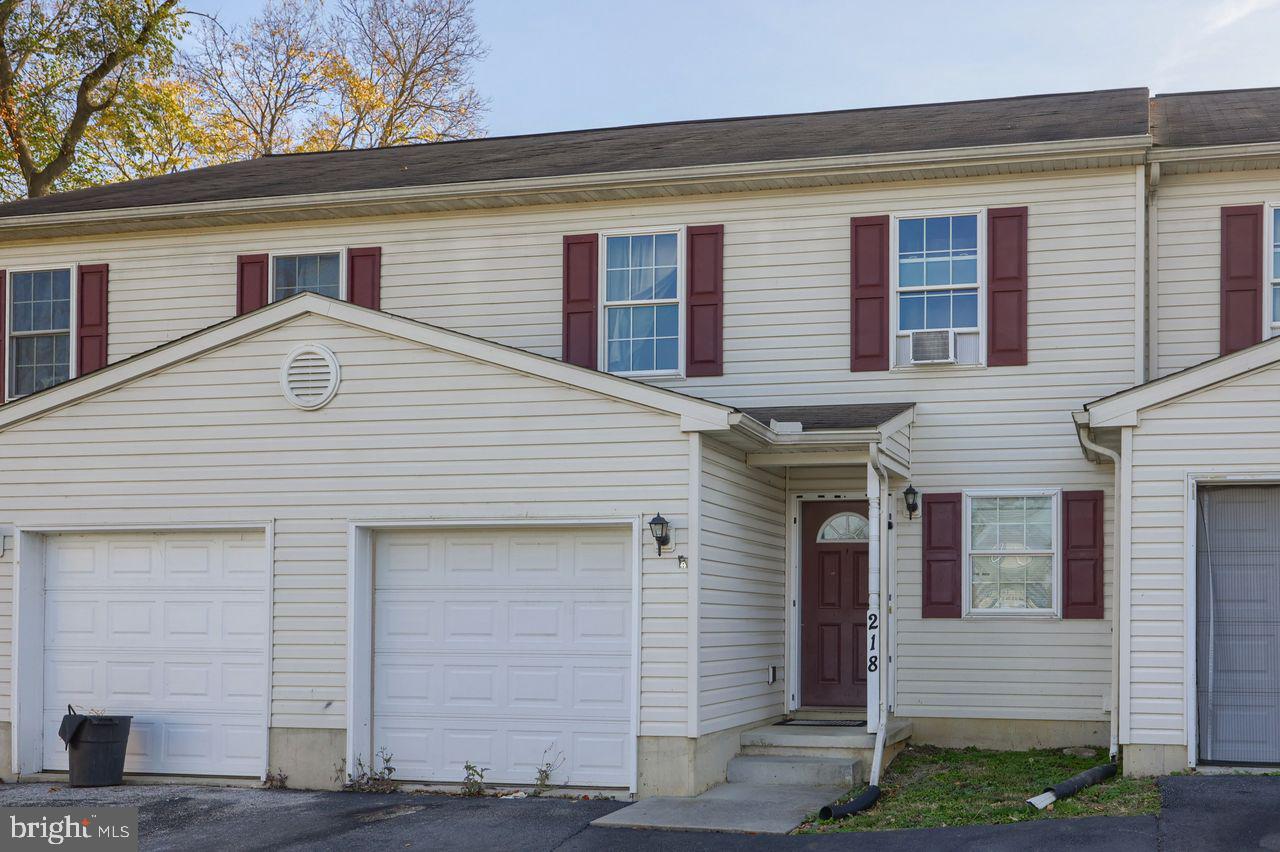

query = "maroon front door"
[[800, 500, 869, 707]]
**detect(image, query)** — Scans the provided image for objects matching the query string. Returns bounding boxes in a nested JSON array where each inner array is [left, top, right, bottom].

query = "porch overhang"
[[724, 402, 914, 478]]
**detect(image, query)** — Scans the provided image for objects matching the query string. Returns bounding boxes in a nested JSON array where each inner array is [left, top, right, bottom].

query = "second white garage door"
[[42, 530, 269, 777], [373, 527, 634, 788]]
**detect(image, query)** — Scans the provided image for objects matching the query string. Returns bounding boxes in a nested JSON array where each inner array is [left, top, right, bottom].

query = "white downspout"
[[867, 447, 890, 784], [1077, 424, 1122, 760]]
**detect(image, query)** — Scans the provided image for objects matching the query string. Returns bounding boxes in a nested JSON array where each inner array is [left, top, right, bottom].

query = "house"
[[0, 85, 1274, 796]]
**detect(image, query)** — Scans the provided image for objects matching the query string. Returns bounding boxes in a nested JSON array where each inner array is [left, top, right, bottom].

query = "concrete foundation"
[[0, 721, 11, 782], [268, 727, 346, 791], [909, 717, 1108, 750], [637, 716, 782, 798], [1122, 743, 1188, 777]]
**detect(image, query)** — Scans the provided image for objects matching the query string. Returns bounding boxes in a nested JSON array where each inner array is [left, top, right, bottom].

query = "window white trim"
[[889, 209, 987, 369], [962, 488, 1061, 618], [267, 248, 348, 303], [597, 226, 686, 378], [5, 263, 79, 402]]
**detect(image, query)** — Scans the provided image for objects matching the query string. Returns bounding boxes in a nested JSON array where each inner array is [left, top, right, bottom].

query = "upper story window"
[[602, 232, 681, 375], [893, 213, 982, 367], [273, 252, 341, 301], [8, 268, 71, 398], [966, 492, 1057, 615]]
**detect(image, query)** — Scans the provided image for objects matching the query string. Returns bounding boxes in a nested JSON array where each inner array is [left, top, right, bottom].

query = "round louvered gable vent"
[[281, 344, 340, 409]]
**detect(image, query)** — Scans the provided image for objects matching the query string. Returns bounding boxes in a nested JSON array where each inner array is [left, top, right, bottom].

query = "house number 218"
[[867, 613, 879, 673]]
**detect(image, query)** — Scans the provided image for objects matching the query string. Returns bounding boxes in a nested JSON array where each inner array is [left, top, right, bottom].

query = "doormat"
[[779, 719, 867, 727]]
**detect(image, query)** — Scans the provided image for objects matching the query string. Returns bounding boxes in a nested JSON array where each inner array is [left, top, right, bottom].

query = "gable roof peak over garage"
[[1084, 333, 1280, 428], [0, 293, 736, 433]]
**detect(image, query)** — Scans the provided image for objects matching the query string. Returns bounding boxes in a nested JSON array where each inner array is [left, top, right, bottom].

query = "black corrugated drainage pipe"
[[818, 785, 880, 821], [1026, 763, 1117, 810]]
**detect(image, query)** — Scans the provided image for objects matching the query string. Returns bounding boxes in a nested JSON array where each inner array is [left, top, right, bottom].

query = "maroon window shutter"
[[987, 206, 1029, 367], [850, 215, 890, 372], [237, 254, 269, 315], [76, 263, 109, 376], [0, 269, 6, 401], [922, 492, 963, 618], [348, 247, 381, 310], [1063, 490, 1105, 619], [562, 234, 598, 368], [686, 224, 724, 377], [1220, 205, 1264, 356]]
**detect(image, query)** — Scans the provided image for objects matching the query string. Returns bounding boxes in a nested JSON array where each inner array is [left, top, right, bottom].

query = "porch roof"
[[741, 402, 913, 432]]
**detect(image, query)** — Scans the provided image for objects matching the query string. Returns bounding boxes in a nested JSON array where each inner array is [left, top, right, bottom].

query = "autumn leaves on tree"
[[0, 0, 487, 199]]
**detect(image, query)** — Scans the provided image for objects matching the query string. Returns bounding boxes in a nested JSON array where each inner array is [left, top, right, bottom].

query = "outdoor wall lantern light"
[[903, 485, 920, 520], [648, 513, 671, 554]]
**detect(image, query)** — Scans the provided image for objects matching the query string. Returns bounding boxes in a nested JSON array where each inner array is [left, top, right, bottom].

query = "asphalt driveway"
[[0, 775, 1274, 851]]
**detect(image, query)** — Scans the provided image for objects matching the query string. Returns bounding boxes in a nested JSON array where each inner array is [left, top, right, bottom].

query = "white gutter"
[[866, 445, 891, 784], [1075, 417, 1123, 760]]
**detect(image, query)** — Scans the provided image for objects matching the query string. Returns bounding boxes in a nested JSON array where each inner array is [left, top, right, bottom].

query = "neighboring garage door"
[[1196, 486, 1280, 764], [43, 531, 269, 776], [373, 527, 634, 788]]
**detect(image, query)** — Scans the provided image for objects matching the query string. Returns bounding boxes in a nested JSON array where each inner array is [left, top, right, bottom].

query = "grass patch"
[[799, 744, 1160, 834]]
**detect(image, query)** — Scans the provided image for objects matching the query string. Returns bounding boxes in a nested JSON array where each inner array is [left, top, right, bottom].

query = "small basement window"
[[8, 267, 72, 398], [273, 252, 341, 301], [966, 492, 1058, 615]]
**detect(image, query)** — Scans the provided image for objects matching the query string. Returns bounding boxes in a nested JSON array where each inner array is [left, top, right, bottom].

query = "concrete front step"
[[739, 718, 913, 759], [727, 754, 860, 786]]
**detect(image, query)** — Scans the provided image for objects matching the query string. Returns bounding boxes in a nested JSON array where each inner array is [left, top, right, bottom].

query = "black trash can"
[[59, 706, 132, 787]]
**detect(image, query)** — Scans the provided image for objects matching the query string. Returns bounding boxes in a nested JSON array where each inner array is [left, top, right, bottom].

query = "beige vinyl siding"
[[0, 165, 1139, 725], [1126, 360, 1280, 744], [882, 422, 911, 465], [0, 313, 692, 734], [1153, 169, 1280, 378], [894, 485, 1115, 721], [697, 437, 786, 735]]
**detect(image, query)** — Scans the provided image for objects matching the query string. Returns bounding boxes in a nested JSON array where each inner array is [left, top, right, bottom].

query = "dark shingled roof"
[[1152, 87, 1280, 148], [0, 88, 1150, 219], [742, 403, 913, 431]]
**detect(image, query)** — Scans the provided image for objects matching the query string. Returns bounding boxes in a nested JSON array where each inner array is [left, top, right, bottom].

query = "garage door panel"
[[46, 592, 267, 650], [376, 717, 631, 786], [374, 591, 630, 652], [375, 531, 630, 590], [373, 528, 633, 787], [44, 531, 268, 777]]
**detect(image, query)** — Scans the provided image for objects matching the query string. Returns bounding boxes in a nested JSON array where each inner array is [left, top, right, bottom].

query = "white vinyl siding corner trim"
[[962, 489, 1062, 618]]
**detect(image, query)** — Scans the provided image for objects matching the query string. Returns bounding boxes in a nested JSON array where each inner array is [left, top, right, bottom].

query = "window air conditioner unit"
[[909, 329, 955, 364]]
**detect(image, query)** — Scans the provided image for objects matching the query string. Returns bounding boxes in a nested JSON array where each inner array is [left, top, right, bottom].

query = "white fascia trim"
[[0, 294, 735, 433], [1084, 335, 1280, 426], [1149, 140, 1280, 164], [0, 136, 1152, 234]]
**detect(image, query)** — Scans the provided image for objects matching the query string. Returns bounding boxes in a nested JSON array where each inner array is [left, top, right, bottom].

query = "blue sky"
[[189, 0, 1280, 137]]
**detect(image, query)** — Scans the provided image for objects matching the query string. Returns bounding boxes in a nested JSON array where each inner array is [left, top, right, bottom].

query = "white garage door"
[[373, 527, 634, 788], [43, 531, 269, 776]]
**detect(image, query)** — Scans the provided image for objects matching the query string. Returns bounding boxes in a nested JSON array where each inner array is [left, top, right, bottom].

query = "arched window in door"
[[817, 512, 870, 542]]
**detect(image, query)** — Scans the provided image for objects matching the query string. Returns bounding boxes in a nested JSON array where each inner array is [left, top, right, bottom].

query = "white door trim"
[[784, 490, 868, 713], [346, 515, 643, 793], [1182, 471, 1280, 770], [12, 522, 274, 779]]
